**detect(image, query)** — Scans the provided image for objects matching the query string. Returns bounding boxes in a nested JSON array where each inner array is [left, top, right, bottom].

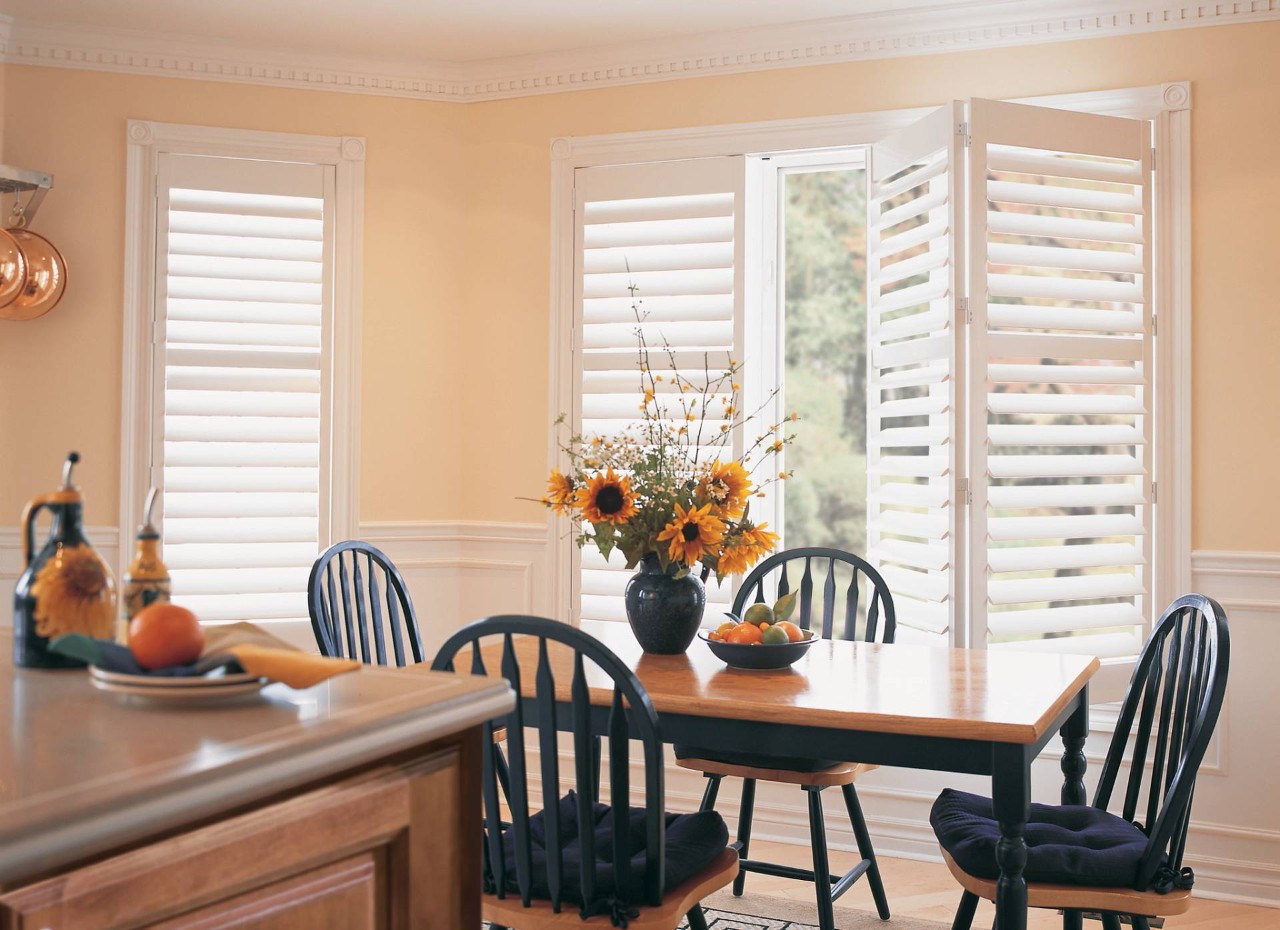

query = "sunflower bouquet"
[[539, 290, 796, 585]]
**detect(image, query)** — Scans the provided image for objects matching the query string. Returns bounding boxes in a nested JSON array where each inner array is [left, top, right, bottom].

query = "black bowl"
[[699, 630, 816, 670]]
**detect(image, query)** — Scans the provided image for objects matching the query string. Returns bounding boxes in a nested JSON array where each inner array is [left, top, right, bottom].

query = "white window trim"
[[548, 82, 1192, 633], [121, 120, 365, 568]]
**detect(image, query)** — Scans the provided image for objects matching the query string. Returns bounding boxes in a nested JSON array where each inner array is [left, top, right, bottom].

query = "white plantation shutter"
[[966, 99, 1153, 696], [867, 99, 1156, 690], [866, 104, 963, 646], [573, 158, 745, 623], [152, 153, 333, 624]]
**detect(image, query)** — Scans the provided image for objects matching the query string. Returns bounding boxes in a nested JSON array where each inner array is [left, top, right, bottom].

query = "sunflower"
[[716, 539, 761, 576], [658, 502, 726, 565], [541, 469, 576, 515], [575, 469, 638, 525], [31, 544, 117, 639], [698, 459, 752, 518], [742, 521, 781, 555]]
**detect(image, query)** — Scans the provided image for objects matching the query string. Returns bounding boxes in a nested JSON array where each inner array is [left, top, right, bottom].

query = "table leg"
[[991, 743, 1030, 930], [1060, 684, 1089, 806]]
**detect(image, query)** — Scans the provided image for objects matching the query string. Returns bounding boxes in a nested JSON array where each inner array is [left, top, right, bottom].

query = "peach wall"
[[457, 21, 1280, 551], [0, 67, 469, 527], [1, 21, 1278, 552]]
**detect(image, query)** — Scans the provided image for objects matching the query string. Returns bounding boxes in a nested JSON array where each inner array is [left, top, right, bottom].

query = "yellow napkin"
[[226, 643, 360, 689], [199, 622, 360, 689]]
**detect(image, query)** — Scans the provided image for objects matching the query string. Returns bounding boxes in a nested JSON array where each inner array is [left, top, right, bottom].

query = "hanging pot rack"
[[0, 164, 53, 228]]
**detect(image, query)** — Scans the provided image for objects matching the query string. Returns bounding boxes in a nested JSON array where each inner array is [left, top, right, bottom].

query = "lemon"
[[761, 625, 789, 645], [742, 603, 775, 627]]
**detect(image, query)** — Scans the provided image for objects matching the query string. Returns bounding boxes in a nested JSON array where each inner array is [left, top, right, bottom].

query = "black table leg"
[[991, 742, 1031, 930], [1060, 684, 1089, 806]]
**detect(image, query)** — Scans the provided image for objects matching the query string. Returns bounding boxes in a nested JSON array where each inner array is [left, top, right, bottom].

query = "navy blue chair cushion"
[[931, 788, 1159, 888], [498, 791, 729, 904], [673, 743, 840, 773]]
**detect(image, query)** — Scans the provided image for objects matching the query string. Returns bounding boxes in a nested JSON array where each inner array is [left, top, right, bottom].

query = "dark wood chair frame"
[[689, 547, 896, 930], [432, 615, 737, 930], [943, 593, 1231, 930], [307, 540, 426, 666]]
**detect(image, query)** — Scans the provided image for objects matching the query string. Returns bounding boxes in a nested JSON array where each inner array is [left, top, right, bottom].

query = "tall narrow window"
[[125, 124, 363, 645]]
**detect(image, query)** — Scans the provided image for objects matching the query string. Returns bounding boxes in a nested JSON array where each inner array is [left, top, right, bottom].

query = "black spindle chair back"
[[307, 540, 426, 666], [734, 547, 896, 644], [1093, 593, 1230, 891], [432, 615, 668, 919]]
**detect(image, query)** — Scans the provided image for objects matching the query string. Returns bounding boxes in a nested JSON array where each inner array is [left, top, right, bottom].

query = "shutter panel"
[[573, 158, 745, 623], [154, 154, 332, 623], [867, 104, 963, 646], [966, 99, 1153, 690]]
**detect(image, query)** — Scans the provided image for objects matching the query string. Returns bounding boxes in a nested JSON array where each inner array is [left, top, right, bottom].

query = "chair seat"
[[940, 850, 1192, 918], [931, 788, 1160, 890], [484, 848, 738, 929], [675, 755, 877, 787]]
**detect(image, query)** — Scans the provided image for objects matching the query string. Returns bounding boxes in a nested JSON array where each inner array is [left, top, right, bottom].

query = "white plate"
[[89, 674, 269, 704], [89, 666, 261, 689]]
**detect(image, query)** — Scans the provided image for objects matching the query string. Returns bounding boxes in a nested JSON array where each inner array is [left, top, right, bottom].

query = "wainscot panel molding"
[[1, 2, 1277, 102], [2, 533, 1275, 904]]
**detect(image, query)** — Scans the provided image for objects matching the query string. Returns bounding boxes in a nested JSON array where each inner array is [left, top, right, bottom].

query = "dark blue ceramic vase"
[[623, 553, 705, 654]]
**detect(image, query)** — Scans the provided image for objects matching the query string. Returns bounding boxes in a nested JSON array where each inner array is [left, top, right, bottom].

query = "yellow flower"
[[542, 469, 576, 515], [31, 544, 117, 639], [576, 469, 638, 525], [657, 503, 726, 565], [770, 440, 784, 453], [743, 522, 781, 554], [716, 541, 761, 576], [778, 471, 789, 480], [643, 388, 656, 403], [699, 460, 751, 518]]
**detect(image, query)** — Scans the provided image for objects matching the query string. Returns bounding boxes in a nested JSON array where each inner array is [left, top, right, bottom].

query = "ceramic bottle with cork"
[[121, 486, 171, 639]]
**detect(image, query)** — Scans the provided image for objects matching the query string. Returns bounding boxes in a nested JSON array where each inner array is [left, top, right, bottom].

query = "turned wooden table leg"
[[992, 743, 1031, 930]]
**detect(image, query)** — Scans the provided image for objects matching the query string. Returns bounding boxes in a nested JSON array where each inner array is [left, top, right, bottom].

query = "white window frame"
[[121, 121, 365, 628], [548, 84, 1192, 663]]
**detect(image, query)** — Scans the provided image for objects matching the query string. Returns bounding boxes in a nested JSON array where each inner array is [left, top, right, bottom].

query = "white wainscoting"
[[2, 523, 1275, 905]]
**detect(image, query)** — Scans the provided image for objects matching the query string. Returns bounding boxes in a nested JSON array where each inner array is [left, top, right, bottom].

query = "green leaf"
[[773, 591, 798, 621], [723, 610, 741, 623], [672, 566, 690, 580], [593, 522, 616, 560]]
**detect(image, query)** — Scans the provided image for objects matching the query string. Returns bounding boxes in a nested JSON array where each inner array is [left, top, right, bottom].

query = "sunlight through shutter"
[[867, 104, 964, 646], [573, 158, 745, 623], [154, 154, 333, 624], [966, 100, 1153, 689]]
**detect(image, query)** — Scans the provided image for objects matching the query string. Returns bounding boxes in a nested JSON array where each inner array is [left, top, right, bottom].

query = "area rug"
[[484, 891, 950, 929]]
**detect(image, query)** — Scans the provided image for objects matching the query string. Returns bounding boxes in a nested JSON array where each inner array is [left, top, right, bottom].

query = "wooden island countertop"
[[0, 629, 512, 927]]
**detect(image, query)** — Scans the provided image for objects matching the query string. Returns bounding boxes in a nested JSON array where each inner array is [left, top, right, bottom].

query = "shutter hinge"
[[1152, 481, 1158, 505], [957, 297, 971, 324], [957, 477, 971, 506], [957, 121, 971, 147], [1151, 313, 1157, 337]]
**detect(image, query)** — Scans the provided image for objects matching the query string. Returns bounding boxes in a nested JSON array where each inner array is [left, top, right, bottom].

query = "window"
[[553, 88, 1188, 700], [123, 123, 364, 647]]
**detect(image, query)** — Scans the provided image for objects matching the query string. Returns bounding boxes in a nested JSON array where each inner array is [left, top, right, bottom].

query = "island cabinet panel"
[[0, 743, 479, 930]]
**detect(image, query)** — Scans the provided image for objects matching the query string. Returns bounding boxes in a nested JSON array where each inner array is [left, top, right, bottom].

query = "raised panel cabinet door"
[[0, 740, 478, 930]]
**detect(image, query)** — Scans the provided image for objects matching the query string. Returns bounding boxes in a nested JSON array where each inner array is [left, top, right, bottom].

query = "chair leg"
[[951, 890, 979, 930], [732, 777, 757, 896], [841, 782, 890, 920], [699, 773, 722, 812], [685, 904, 709, 930], [1100, 914, 1123, 930], [1129, 917, 1151, 930], [1062, 909, 1083, 930], [806, 786, 836, 930]]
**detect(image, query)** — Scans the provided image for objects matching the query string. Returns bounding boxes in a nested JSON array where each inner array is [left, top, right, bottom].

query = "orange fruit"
[[715, 621, 738, 638], [725, 622, 763, 645], [128, 602, 205, 670], [775, 621, 804, 643]]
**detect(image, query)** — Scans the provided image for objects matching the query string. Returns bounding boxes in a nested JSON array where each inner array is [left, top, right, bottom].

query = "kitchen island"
[[0, 630, 513, 929]]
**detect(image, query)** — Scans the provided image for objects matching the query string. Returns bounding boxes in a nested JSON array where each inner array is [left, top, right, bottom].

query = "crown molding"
[[1, 2, 1276, 103]]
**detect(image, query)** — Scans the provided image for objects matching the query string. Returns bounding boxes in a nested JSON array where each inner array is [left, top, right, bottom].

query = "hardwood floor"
[[736, 838, 1274, 929]]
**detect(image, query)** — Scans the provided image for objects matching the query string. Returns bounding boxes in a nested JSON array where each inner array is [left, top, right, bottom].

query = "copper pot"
[[0, 228, 67, 321]]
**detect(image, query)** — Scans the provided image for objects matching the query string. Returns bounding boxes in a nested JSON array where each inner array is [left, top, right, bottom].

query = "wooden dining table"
[[445, 618, 1099, 930]]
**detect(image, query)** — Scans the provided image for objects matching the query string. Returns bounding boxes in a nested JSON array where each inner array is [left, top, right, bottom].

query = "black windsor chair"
[[677, 547, 896, 930], [307, 540, 426, 666], [932, 594, 1231, 930], [431, 615, 739, 929]]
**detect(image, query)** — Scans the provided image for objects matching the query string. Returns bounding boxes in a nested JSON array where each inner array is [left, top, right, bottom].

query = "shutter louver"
[[155, 155, 331, 624], [966, 99, 1153, 675], [867, 104, 963, 646], [573, 159, 745, 623]]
